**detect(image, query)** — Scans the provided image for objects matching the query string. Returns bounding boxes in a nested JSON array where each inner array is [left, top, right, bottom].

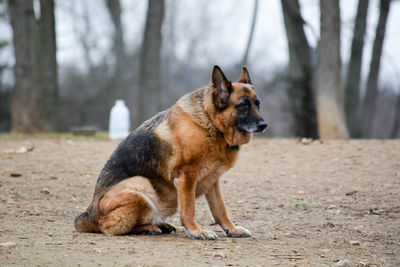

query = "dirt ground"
[[0, 136, 399, 266]]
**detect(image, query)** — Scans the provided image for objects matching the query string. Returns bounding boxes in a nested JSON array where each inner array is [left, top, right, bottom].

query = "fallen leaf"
[[214, 252, 226, 258], [0, 242, 17, 248], [349, 240, 360, 245], [295, 202, 312, 210]]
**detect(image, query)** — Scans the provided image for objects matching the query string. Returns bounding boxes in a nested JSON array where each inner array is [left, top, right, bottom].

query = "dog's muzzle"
[[255, 120, 267, 133]]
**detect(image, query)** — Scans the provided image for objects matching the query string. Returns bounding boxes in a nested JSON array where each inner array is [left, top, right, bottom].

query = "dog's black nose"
[[256, 120, 267, 133]]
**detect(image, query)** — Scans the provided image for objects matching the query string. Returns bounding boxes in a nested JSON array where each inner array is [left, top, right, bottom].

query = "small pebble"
[[41, 188, 50, 194], [301, 138, 313, 145], [345, 190, 358, 196]]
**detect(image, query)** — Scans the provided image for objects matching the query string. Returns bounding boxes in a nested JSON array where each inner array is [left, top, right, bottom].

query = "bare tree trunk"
[[344, 0, 369, 138], [362, 0, 391, 138], [8, 0, 58, 133], [75, 2, 94, 72], [39, 0, 59, 131], [8, 0, 40, 133], [106, 0, 125, 75], [241, 0, 258, 67], [105, 0, 127, 100], [138, 0, 165, 125], [281, 0, 318, 138], [390, 92, 400, 138], [316, 0, 348, 139]]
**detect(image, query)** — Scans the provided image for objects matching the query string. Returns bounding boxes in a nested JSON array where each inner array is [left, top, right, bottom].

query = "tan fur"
[[98, 177, 161, 235]]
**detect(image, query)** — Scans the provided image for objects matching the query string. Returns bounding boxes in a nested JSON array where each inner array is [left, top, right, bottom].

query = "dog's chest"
[[197, 144, 238, 180], [198, 157, 228, 180], [194, 156, 230, 196]]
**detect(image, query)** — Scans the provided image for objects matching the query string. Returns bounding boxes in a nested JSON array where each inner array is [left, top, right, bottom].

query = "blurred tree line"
[[0, 0, 398, 138]]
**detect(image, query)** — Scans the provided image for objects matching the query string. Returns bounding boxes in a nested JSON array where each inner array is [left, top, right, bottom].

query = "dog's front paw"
[[186, 229, 218, 240], [225, 226, 251, 238]]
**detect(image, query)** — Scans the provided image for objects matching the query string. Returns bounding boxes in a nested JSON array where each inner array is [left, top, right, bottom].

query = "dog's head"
[[210, 65, 267, 146]]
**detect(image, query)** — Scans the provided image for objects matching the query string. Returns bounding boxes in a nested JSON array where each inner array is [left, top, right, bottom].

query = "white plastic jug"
[[109, 100, 130, 140]]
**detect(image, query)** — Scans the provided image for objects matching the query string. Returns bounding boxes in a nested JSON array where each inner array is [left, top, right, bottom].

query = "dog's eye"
[[254, 99, 260, 109], [236, 101, 250, 110]]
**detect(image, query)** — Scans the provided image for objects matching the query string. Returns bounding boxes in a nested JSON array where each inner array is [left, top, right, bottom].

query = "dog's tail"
[[74, 211, 99, 233]]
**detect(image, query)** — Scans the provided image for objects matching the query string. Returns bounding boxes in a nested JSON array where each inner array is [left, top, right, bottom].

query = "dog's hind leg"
[[131, 224, 162, 235], [130, 222, 177, 235], [74, 210, 100, 233], [157, 222, 177, 234], [98, 191, 153, 235], [97, 177, 161, 235]]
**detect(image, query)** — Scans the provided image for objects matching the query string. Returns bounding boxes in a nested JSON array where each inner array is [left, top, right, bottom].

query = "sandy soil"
[[0, 137, 399, 266]]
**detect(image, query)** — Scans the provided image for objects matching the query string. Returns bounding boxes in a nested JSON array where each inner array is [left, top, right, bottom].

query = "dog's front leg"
[[174, 169, 217, 240], [205, 179, 251, 238]]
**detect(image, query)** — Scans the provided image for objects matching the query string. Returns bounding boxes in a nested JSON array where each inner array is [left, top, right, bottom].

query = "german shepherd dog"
[[74, 66, 267, 240]]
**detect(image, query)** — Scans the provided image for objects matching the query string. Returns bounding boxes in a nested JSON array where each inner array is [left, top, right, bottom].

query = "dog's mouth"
[[237, 120, 267, 133], [237, 125, 256, 134]]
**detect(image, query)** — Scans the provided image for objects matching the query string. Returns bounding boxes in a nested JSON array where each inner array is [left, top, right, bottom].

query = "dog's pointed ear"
[[238, 66, 252, 84], [211, 65, 232, 110]]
